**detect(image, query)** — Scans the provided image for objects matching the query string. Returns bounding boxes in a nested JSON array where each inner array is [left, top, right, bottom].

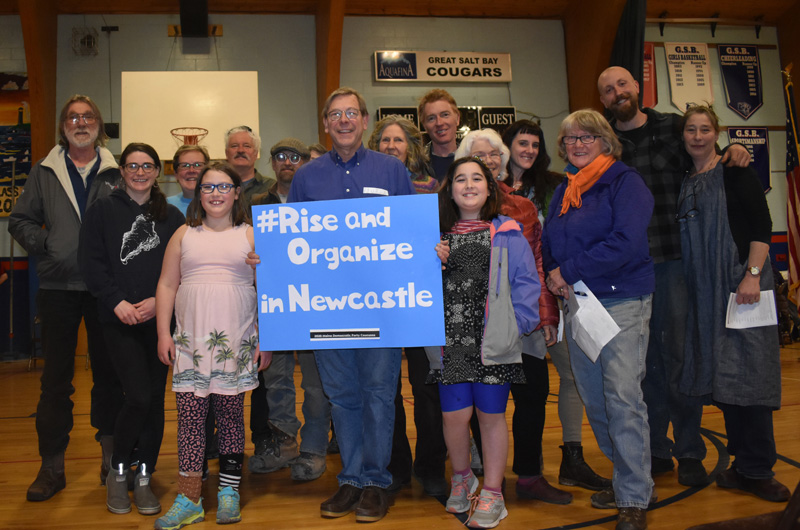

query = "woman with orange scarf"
[[541, 110, 655, 530]]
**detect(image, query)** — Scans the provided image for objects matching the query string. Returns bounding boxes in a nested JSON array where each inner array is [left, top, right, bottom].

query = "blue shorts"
[[438, 381, 511, 414]]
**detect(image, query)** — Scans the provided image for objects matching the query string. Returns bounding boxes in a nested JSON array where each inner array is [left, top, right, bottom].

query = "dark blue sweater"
[[542, 161, 655, 299]]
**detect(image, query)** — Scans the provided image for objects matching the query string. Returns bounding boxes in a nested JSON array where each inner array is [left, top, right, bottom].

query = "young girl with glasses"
[[155, 161, 270, 528]]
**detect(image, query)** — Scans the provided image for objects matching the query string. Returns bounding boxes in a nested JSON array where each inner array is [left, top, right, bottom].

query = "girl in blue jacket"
[[429, 157, 540, 529]]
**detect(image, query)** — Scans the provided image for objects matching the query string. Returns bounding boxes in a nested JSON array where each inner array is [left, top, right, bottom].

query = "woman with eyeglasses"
[[368, 115, 438, 194], [542, 109, 655, 530], [78, 142, 185, 516], [155, 161, 269, 528], [168, 145, 209, 215], [677, 105, 788, 503]]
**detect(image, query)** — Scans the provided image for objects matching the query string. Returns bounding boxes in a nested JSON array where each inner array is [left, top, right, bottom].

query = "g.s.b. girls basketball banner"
[[728, 127, 771, 192], [718, 44, 763, 120], [665, 43, 714, 112], [252, 195, 445, 351]]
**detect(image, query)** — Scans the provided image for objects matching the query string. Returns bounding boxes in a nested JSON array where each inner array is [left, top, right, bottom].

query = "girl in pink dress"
[[155, 161, 270, 528]]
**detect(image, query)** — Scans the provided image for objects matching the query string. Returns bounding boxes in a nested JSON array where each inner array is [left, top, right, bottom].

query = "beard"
[[65, 126, 99, 149], [609, 92, 640, 123]]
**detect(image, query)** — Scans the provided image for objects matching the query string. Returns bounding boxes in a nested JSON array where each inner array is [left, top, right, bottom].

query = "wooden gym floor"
[[1, 346, 798, 529]]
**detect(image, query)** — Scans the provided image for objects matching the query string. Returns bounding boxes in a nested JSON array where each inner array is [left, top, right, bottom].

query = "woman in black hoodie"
[[79, 142, 185, 516]]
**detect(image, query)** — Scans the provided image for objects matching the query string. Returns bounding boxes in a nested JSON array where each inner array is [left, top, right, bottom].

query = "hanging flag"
[[718, 44, 763, 120], [727, 127, 770, 191], [642, 42, 657, 108], [784, 65, 800, 306], [665, 42, 714, 112]]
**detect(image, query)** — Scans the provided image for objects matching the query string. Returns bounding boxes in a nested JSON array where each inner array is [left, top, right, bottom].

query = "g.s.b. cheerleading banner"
[[718, 44, 763, 120], [253, 195, 445, 351], [727, 127, 771, 191]]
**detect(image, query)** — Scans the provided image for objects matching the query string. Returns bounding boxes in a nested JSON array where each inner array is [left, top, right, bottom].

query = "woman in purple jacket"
[[542, 109, 654, 530]]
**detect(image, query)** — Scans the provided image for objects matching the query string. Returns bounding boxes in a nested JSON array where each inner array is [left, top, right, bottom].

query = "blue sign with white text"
[[253, 195, 445, 351]]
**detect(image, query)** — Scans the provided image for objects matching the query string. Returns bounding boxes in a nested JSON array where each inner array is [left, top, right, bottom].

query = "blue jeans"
[[263, 350, 331, 455], [642, 260, 706, 461], [315, 348, 401, 489], [569, 295, 654, 509]]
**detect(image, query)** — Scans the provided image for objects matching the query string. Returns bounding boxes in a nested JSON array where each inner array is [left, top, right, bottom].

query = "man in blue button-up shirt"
[[289, 87, 414, 523]]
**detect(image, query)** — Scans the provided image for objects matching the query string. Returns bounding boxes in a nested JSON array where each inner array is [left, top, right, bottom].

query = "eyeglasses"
[[67, 114, 97, 125], [177, 162, 205, 170], [562, 135, 600, 145], [473, 152, 502, 162], [327, 109, 360, 122], [199, 183, 235, 194], [123, 163, 158, 174], [273, 152, 303, 165]]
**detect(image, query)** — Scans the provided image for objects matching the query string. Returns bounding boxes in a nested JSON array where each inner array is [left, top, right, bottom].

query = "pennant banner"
[[727, 127, 770, 192], [718, 44, 763, 120], [665, 42, 714, 112], [642, 42, 657, 109]]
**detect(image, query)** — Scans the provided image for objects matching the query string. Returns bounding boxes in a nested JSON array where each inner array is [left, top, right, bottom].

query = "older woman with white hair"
[[454, 128, 510, 181], [542, 109, 655, 530]]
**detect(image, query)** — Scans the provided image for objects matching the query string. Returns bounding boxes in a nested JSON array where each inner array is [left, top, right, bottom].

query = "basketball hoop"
[[171, 127, 208, 146]]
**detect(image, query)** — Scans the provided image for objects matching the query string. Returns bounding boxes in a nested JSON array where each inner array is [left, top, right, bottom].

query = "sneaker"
[[616, 507, 647, 530], [446, 472, 479, 514], [247, 427, 299, 474], [290, 452, 326, 482], [469, 438, 484, 477], [677, 458, 709, 487], [591, 488, 658, 510], [216, 486, 241, 524], [155, 494, 205, 530], [466, 490, 508, 529]]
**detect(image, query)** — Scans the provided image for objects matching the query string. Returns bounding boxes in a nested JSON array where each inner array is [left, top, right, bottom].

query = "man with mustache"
[[224, 125, 275, 206], [596, 67, 750, 502], [9, 95, 123, 501]]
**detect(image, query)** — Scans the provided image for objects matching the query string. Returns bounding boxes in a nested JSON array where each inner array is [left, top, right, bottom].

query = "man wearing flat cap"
[[249, 138, 332, 482]]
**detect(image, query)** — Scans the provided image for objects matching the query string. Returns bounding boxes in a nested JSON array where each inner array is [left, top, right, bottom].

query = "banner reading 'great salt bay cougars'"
[[253, 195, 445, 351], [665, 42, 714, 112]]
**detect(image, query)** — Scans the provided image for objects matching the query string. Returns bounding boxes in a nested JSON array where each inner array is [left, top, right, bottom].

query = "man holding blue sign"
[[284, 87, 415, 522]]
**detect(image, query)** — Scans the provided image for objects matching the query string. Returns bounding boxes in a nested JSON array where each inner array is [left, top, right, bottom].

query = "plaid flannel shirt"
[[612, 108, 688, 264]]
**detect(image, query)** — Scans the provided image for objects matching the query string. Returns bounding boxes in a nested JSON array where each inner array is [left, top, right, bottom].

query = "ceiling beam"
[[315, 0, 345, 147], [18, 0, 58, 162]]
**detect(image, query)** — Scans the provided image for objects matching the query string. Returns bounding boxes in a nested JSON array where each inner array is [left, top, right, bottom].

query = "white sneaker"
[[446, 472, 479, 513], [466, 490, 508, 528]]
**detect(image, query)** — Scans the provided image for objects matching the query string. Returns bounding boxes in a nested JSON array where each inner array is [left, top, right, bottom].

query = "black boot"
[[558, 443, 612, 491], [27, 452, 66, 501]]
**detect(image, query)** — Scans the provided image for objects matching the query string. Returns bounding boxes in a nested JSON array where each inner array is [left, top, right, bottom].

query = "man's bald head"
[[597, 66, 641, 124]]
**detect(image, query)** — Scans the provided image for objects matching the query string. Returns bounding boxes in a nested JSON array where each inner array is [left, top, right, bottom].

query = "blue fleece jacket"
[[542, 160, 655, 299]]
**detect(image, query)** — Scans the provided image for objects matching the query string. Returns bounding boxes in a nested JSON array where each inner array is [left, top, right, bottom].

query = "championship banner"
[[727, 127, 770, 192], [642, 42, 658, 109], [375, 51, 512, 83], [665, 43, 714, 112], [376, 107, 420, 129], [253, 195, 445, 351], [718, 44, 763, 120]]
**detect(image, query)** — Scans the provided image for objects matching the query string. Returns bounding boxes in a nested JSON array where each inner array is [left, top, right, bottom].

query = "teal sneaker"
[[216, 486, 241, 524], [154, 494, 204, 530]]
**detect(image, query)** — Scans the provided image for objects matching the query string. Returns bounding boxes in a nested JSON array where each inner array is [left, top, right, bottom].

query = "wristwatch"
[[748, 266, 761, 277]]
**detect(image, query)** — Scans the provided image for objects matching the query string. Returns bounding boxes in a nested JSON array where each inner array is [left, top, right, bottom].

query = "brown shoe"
[[27, 453, 66, 502], [516, 476, 573, 504], [716, 467, 790, 502], [354, 486, 389, 523], [320, 484, 362, 518], [616, 507, 647, 530]]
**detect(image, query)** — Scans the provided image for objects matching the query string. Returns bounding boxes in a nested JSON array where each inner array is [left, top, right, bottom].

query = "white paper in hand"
[[565, 281, 621, 362], [725, 291, 778, 329]]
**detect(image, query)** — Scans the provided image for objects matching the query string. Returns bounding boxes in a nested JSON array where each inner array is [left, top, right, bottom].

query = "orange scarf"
[[559, 154, 615, 216]]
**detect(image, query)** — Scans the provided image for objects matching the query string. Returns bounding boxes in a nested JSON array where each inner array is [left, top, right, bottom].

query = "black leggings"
[[104, 321, 168, 472]]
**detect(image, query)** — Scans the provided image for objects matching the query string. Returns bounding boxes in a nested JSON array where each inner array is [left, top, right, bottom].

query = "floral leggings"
[[176, 392, 245, 472]]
